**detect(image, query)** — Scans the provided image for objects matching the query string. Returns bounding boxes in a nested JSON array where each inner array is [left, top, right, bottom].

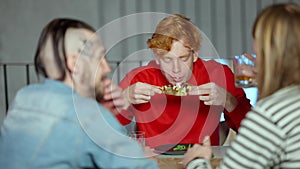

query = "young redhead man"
[[117, 14, 251, 148]]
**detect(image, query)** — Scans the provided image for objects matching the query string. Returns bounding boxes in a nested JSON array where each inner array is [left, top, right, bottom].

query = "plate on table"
[[154, 144, 193, 155]]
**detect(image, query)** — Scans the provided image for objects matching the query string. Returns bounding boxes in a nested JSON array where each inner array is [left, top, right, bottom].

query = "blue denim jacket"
[[0, 79, 158, 169]]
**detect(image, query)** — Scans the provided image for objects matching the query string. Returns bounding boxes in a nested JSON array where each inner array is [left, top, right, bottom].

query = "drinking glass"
[[128, 131, 145, 146], [233, 54, 256, 88]]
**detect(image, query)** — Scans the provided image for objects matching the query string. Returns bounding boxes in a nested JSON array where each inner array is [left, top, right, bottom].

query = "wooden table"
[[157, 146, 228, 169], [158, 157, 222, 169]]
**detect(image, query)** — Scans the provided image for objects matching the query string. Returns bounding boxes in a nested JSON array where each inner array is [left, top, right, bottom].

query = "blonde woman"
[[183, 3, 300, 169]]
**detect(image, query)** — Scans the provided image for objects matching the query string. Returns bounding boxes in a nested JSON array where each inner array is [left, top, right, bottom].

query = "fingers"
[[188, 83, 213, 95], [237, 63, 257, 78], [138, 83, 162, 96], [99, 81, 162, 110], [184, 137, 212, 161], [132, 94, 152, 103], [188, 83, 227, 106], [182, 143, 210, 168], [244, 53, 256, 63], [101, 78, 112, 87], [203, 136, 211, 147], [102, 80, 125, 104], [151, 86, 163, 94], [182, 144, 199, 168], [202, 136, 212, 161], [188, 83, 214, 99], [189, 88, 210, 95], [99, 79, 129, 111], [199, 92, 217, 105], [124, 82, 162, 105], [189, 84, 211, 105], [103, 84, 122, 100]]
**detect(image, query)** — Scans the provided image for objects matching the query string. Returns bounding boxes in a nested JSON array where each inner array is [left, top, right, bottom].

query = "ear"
[[192, 51, 198, 62], [66, 54, 78, 73]]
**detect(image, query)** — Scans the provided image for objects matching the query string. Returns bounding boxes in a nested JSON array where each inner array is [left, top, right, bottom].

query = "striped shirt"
[[187, 85, 300, 169]]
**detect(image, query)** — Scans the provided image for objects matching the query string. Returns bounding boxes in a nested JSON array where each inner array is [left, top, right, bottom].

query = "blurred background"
[[0, 0, 299, 125]]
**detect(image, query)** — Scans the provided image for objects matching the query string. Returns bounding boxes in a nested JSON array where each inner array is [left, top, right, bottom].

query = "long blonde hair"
[[252, 3, 300, 99]]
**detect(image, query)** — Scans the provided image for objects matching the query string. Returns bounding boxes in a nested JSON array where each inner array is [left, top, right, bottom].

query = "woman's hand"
[[182, 136, 212, 168], [238, 53, 257, 83]]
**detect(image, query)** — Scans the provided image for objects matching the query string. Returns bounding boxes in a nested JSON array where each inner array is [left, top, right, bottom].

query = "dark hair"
[[34, 18, 95, 80]]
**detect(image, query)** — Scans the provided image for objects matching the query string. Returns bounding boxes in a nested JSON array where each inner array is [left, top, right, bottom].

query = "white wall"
[[0, 0, 99, 63], [0, 0, 99, 124]]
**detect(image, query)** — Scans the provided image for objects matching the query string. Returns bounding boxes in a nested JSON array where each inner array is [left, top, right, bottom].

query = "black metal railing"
[[0, 58, 232, 114], [0, 62, 34, 112], [0, 60, 149, 113]]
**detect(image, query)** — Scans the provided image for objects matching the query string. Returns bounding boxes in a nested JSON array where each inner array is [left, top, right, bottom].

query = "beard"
[[95, 77, 106, 102]]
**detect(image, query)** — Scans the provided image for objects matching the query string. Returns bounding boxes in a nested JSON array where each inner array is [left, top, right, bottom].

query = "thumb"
[[203, 136, 211, 146]]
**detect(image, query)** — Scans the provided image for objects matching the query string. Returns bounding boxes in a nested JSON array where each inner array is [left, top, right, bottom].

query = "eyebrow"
[[164, 52, 190, 58], [179, 53, 190, 57]]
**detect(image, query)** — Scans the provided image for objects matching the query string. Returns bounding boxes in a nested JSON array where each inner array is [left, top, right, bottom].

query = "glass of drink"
[[233, 54, 256, 88], [128, 131, 146, 146]]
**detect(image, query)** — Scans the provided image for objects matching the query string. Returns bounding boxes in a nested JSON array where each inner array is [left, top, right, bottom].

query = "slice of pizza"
[[160, 83, 191, 96]]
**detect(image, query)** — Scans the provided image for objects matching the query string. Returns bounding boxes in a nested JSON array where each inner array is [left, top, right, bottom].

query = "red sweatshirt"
[[117, 58, 251, 148]]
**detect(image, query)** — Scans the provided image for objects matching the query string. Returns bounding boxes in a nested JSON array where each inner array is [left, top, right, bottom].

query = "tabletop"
[[158, 158, 223, 169], [156, 146, 229, 169]]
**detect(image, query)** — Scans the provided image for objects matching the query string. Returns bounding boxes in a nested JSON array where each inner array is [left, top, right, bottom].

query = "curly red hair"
[[147, 14, 201, 55]]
